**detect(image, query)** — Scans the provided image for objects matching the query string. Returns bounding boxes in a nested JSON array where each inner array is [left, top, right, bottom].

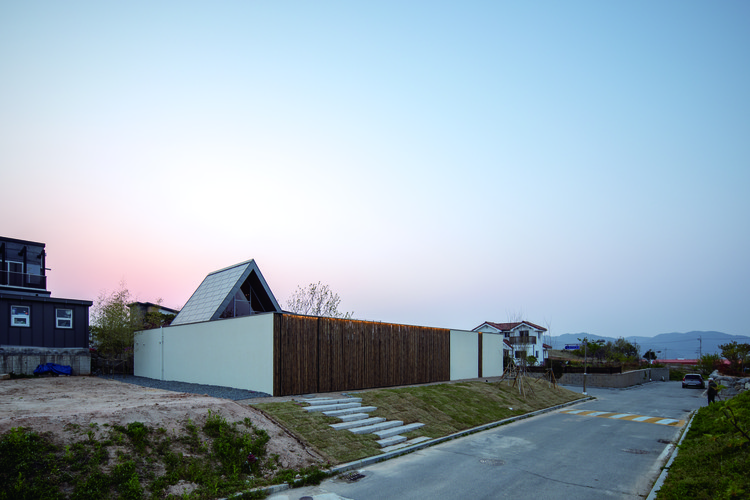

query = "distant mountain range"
[[550, 331, 750, 360]]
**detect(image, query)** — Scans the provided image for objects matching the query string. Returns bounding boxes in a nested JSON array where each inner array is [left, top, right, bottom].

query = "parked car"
[[682, 373, 705, 389]]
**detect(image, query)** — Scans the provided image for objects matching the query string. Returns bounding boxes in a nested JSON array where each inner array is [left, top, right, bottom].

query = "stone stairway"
[[299, 396, 426, 449]]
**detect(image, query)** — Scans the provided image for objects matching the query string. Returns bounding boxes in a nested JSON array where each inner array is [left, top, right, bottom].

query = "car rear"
[[682, 374, 705, 389]]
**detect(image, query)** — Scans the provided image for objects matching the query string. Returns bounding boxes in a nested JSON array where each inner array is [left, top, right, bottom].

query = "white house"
[[472, 321, 550, 365]]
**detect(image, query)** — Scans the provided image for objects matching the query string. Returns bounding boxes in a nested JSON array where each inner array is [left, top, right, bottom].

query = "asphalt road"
[[267, 381, 706, 500]]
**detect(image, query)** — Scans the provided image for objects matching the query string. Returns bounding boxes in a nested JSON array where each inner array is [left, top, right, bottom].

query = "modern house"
[[135, 259, 505, 396], [0, 236, 93, 374], [472, 321, 550, 365]]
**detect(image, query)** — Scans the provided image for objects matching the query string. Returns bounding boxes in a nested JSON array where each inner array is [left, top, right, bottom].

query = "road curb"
[[645, 409, 697, 500], [245, 394, 595, 498], [328, 395, 594, 475]]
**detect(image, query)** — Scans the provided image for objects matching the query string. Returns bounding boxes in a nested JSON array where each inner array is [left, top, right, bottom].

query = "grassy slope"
[[253, 378, 583, 464]]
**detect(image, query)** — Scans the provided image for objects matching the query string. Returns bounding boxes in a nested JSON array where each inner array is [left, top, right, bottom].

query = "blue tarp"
[[34, 363, 72, 376]]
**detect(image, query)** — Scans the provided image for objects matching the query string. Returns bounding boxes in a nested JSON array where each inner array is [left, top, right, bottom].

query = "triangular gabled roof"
[[171, 259, 281, 326], [472, 321, 547, 333]]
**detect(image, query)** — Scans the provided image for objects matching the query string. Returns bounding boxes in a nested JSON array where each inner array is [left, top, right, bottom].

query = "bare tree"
[[286, 282, 353, 318], [507, 309, 530, 374], [506, 308, 525, 323]]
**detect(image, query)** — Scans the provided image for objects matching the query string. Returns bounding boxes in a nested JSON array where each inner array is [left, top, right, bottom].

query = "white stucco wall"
[[450, 330, 478, 380], [134, 313, 275, 395], [481, 332, 504, 377], [134, 328, 164, 380]]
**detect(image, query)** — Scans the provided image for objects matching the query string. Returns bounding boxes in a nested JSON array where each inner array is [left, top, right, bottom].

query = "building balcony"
[[508, 336, 537, 345], [0, 270, 47, 291]]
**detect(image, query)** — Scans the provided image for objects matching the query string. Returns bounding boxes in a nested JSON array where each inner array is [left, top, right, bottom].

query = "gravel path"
[[97, 375, 271, 401]]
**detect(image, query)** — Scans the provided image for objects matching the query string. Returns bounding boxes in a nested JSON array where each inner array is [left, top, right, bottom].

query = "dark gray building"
[[1, 236, 92, 374]]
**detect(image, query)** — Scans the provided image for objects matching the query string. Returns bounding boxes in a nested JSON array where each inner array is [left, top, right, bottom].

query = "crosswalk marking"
[[559, 409, 684, 426]]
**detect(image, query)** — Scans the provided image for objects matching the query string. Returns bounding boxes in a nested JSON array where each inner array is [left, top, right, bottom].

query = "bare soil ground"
[[0, 376, 325, 470]]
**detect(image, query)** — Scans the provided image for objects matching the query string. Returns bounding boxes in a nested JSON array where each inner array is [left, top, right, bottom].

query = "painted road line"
[[655, 418, 680, 425], [559, 409, 685, 426]]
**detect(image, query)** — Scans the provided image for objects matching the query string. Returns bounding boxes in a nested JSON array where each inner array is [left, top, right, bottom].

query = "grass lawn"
[[656, 390, 750, 500], [252, 377, 584, 465]]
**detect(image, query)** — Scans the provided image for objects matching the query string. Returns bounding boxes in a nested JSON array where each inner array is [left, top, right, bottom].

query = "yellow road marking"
[[559, 409, 684, 426]]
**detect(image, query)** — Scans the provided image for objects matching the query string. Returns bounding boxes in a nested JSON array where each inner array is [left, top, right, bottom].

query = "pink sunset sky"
[[2, 2, 748, 338]]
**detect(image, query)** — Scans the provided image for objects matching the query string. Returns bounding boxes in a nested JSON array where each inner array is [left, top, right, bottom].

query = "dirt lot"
[[0, 376, 324, 470]]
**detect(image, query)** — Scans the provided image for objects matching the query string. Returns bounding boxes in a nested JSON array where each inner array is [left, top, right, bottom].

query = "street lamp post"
[[578, 337, 605, 396], [583, 341, 588, 395]]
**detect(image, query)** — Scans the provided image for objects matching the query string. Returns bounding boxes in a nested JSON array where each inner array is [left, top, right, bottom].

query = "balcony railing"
[[509, 336, 537, 345], [0, 270, 47, 290]]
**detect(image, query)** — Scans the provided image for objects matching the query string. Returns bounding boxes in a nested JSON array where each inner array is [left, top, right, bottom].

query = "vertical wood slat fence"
[[273, 314, 450, 396]]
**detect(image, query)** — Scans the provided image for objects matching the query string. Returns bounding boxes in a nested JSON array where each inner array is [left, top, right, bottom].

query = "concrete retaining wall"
[[0, 345, 91, 375], [552, 367, 670, 388]]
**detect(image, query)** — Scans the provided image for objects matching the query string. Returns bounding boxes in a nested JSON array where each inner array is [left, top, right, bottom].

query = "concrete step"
[[377, 435, 407, 448], [350, 420, 403, 435], [374, 422, 425, 439], [337, 412, 370, 423], [380, 436, 431, 453], [324, 406, 376, 417], [330, 417, 385, 431], [305, 402, 362, 412], [303, 398, 363, 406]]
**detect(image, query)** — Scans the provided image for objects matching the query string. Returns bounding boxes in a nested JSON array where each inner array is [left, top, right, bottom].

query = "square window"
[[56, 308, 73, 329], [11, 305, 30, 327]]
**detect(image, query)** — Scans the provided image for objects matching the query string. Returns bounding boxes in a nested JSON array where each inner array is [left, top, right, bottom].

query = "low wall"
[[554, 367, 670, 388], [481, 332, 504, 378], [450, 330, 478, 380], [449, 330, 504, 380], [134, 313, 275, 395], [0, 345, 91, 375]]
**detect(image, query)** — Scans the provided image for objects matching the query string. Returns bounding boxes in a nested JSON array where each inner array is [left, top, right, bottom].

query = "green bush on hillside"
[[657, 391, 750, 500]]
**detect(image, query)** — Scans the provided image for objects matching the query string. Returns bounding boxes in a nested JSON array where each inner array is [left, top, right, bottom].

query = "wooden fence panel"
[[273, 314, 318, 396], [273, 314, 451, 396]]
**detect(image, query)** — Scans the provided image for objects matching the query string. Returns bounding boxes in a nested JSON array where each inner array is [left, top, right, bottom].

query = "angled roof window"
[[171, 260, 281, 326]]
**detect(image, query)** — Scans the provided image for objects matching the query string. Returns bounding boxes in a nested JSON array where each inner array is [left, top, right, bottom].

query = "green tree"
[[719, 341, 750, 374], [613, 338, 640, 360], [573, 337, 639, 365], [142, 309, 176, 330], [697, 353, 722, 376], [643, 349, 657, 362], [286, 282, 353, 318], [90, 282, 142, 373]]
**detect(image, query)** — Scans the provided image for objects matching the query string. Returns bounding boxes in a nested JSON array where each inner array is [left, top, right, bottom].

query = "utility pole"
[[698, 336, 702, 358]]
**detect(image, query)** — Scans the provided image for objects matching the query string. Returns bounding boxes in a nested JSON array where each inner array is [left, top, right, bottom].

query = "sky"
[[2, 1, 748, 338]]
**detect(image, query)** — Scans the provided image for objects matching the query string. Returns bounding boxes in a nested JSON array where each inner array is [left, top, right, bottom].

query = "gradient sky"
[[2, 1, 748, 338]]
